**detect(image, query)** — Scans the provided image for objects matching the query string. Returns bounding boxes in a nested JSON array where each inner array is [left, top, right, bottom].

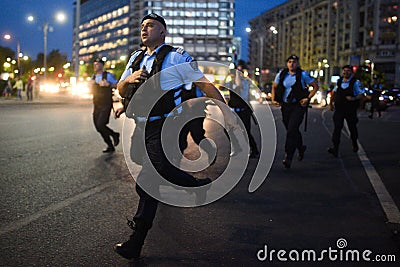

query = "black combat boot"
[[282, 154, 293, 169], [114, 219, 151, 260]]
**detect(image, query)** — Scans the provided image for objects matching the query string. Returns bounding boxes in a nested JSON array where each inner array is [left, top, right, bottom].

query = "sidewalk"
[[0, 93, 92, 105]]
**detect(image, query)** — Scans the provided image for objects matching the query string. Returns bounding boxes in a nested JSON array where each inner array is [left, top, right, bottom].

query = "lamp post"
[[3, 34, 21, 75], [269, 26, 278, 72], [246, 26, 269, 87], [27, 12, 66, 81]]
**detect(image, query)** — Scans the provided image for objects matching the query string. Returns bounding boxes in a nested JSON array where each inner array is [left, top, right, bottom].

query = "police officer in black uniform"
[[328, 65, 365, 157], [179, 84, 216, 164], [229, 64, 259, 158], [368, 77, 383, 119], [114, 13, 230, 261], [91, 58, 120, 153], [271, 55, 319, 168]]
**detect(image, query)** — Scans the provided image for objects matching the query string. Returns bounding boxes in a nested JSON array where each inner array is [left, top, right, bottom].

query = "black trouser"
[[281, 103, 306, 158], [370, 96, 381, 116], [93, 104, 115, 147], [26, 89, 33, 100], [132, 120, 200, 225], [332, 108, 358, 149], [235, 108, 259, 154], [179, 117, 207, 152]]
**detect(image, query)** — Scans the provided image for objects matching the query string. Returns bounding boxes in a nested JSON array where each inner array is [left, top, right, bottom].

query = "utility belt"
[[134, 111, 178, 125], [230, 107, 247, 112]]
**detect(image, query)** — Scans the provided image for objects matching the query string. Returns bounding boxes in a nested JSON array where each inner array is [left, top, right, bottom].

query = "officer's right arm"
[[117, 68, 149, 97], [271, 82, 280, 106], [328, 91, 335, 111]]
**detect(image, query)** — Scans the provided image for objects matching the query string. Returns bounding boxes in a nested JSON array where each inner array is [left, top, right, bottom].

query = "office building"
[[73, 0, 237, 71]]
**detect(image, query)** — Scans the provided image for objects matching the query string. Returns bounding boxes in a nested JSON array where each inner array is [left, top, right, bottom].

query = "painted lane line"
[[0, 180, 118, 236]]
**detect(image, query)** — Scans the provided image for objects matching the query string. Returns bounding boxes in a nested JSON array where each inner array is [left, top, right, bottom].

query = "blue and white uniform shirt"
[[94, 72, 118, 87], [274, 70, 315, 102], [333, 77, 364, 96], [120, 44, 204, 91]]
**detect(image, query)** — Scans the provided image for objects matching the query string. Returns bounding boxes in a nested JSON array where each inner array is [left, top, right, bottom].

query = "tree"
[[0, 45, 16, 72]]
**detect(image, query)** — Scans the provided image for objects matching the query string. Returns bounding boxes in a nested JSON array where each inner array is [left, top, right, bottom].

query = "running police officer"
[[328, 65, 365, 157], [178, 84, 216, 164], [368, 76, 383, 119], [91, 58, 120, 153], [271, 55, 319, 168], [113, 13, 230, 261], [230, 64, 259, 158]]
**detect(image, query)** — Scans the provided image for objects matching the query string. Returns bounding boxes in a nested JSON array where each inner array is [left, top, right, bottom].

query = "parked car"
[[383, 88, 400, 105]]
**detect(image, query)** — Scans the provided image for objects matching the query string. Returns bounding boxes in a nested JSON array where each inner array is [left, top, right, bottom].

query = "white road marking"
[[322, 109, 400, 224], [0, 180, 119, 236], [355, 140, 400, 224]]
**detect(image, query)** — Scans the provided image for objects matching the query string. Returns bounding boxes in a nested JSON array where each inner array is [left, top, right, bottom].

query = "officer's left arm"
[[354, 80, 365, 100], [299, 73, 319, 107], [107, 73, 119, 88], [346, 80, 365, 101]]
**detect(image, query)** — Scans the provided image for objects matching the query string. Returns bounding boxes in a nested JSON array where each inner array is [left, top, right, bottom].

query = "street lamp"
[[246, 26, 267, 86], [27, 12, 66, 81], [3, 34, 21, 74]]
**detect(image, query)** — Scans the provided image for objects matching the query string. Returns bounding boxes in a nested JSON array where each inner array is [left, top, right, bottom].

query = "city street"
[[0, 97, 399, 266]]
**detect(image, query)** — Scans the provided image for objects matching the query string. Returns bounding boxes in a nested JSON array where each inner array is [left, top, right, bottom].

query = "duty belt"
[[231, 107, 246, 112], [134, 112, 176, 123]]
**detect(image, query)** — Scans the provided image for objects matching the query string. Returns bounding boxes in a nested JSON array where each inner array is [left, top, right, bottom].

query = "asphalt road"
[[0, 96, 399, 266]]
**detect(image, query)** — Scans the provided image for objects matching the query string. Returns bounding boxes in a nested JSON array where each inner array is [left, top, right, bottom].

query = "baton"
[[304, 103, 312, 132]]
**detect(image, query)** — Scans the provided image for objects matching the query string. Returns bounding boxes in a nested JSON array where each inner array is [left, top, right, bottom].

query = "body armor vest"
[[275, 68, 308, 103], [124, 45, 183, 119], [334, 78, 358, 111], [92, 71, 112, 106]]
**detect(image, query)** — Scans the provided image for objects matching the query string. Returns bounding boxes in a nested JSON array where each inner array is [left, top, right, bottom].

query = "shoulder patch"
[[190, 61, 199, 71], [175, 47, 185, 55], [130, 49, 144, 56]]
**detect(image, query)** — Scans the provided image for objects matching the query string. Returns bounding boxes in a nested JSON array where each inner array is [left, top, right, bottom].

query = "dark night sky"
[[0, 0, 286, 61]]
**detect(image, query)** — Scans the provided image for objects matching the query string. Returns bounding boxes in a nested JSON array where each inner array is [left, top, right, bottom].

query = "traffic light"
[[352, 66, 359, 73]]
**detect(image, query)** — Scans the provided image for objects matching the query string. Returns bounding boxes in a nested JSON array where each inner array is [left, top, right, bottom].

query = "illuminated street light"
[[27, 11, 67, 80]]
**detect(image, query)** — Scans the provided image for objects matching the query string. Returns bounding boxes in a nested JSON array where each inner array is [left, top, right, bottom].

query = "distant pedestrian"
[[13, 76, 23, 100], [271, 55, 319, 168], [90, 58, 120, 153], [368, 77, 382, 119], [3, 78, 12, 98], [328, 65, 365, 157], [26, 77, 34, 101]]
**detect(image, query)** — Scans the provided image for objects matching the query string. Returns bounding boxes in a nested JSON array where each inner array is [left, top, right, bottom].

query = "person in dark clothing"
[[328, 65, 365, 157], [91, 58, 120, 153], [178, 85, 216, 164], [229, 65, 259, 158], [368, 77, 383, 119], [271, 55, 319, 168], [113, 13, 231, 261]]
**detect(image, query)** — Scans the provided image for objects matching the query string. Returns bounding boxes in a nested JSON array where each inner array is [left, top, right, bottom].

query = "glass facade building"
[[73, 0, 237, 69], [73, 0, 130, 65]]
